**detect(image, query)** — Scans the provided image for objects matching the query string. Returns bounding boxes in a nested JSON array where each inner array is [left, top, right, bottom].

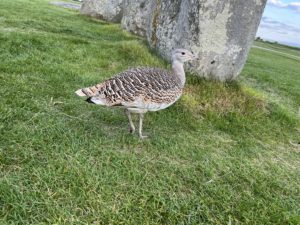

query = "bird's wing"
[[75, 68, 181, 107]]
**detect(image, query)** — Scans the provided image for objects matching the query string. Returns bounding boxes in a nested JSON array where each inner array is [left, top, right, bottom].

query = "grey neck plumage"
[[172, 60, 185, 87]]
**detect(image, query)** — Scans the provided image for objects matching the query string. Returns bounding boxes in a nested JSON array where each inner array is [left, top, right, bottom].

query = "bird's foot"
[[139, 133, 148, 139], [139, 135, 148, 139]]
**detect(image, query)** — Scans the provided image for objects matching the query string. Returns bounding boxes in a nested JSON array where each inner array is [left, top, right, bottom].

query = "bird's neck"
[[172, 60, 185, 87]]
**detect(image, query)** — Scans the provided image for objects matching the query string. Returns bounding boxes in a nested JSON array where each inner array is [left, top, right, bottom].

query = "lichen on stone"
[[151, 0, 161, 46]]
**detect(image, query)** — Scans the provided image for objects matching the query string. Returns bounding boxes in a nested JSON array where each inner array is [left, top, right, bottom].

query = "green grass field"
[[254, 40, 300, 58], [0, 0, 299, 224]]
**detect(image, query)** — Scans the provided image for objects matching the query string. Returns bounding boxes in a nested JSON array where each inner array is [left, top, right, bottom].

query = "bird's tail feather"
[[86, 97, 106, 105], [75, 85, 101, 97], [75, 85, 106, 105], [75, 89, 87, 97]]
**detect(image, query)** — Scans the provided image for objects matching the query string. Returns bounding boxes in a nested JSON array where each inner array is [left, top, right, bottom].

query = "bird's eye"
[[181, 52, 185, 55]]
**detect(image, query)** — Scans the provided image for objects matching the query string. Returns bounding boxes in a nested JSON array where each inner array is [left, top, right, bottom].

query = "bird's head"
[[171, 49, 198, 63]]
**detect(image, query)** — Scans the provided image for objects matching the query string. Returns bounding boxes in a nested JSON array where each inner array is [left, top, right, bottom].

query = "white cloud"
[[257, 16, 300, 47], [267, 0, 300, 13], [260, 16, 300, 33]]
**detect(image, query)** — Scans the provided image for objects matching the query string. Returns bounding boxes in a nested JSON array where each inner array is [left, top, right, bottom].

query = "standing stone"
[[80, 0, 123, 23], [147, 0, 267, 81], [121, 0, 151, 37]]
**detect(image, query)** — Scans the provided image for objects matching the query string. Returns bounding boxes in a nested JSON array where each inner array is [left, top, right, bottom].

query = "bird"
[[75, 49, 197, 139]]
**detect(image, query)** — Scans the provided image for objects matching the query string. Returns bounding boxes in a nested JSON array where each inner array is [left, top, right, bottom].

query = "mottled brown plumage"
[[75, 49, 197, 138], [80, 67, 182, 110]]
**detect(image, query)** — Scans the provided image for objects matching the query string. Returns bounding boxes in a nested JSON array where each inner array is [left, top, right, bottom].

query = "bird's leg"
[[138, 113, 147, 139], [125, 109, 135, 134]]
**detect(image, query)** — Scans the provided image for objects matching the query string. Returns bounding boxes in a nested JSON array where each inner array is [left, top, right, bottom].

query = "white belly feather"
[[122, 94, 182, 112]]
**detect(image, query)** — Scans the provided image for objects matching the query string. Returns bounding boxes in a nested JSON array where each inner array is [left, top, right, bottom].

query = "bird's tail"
[[75, 86, 107, 105], [75, 88, 87, 97], [75, 85, 100, 97]]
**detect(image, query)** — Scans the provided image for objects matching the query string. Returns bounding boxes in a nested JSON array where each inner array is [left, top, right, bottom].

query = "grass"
[[0, 0, 299, 224], [254, 40, 300, 57], [244, 41, 300, 114]]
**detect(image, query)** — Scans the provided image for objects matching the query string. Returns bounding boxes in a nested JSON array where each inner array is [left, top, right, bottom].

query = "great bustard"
[[75, 49, 197, 138]]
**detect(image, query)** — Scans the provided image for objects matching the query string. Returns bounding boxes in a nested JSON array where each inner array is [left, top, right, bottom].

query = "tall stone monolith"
[[121, 0, 151, 37], [80, 0, 123, 23], [146, 0, 267, 81]]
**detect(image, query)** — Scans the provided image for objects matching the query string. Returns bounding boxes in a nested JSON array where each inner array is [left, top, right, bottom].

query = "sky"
[[256, 0, 300, 47]]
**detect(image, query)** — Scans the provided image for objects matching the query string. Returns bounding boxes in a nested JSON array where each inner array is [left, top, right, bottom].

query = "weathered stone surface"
[[80, 0, 123, 23], [121, 0, 151, 37], [147, 0, 267, 81]]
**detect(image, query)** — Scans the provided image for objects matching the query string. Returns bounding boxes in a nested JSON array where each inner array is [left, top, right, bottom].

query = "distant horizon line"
[[255, 36, 300, 48]]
